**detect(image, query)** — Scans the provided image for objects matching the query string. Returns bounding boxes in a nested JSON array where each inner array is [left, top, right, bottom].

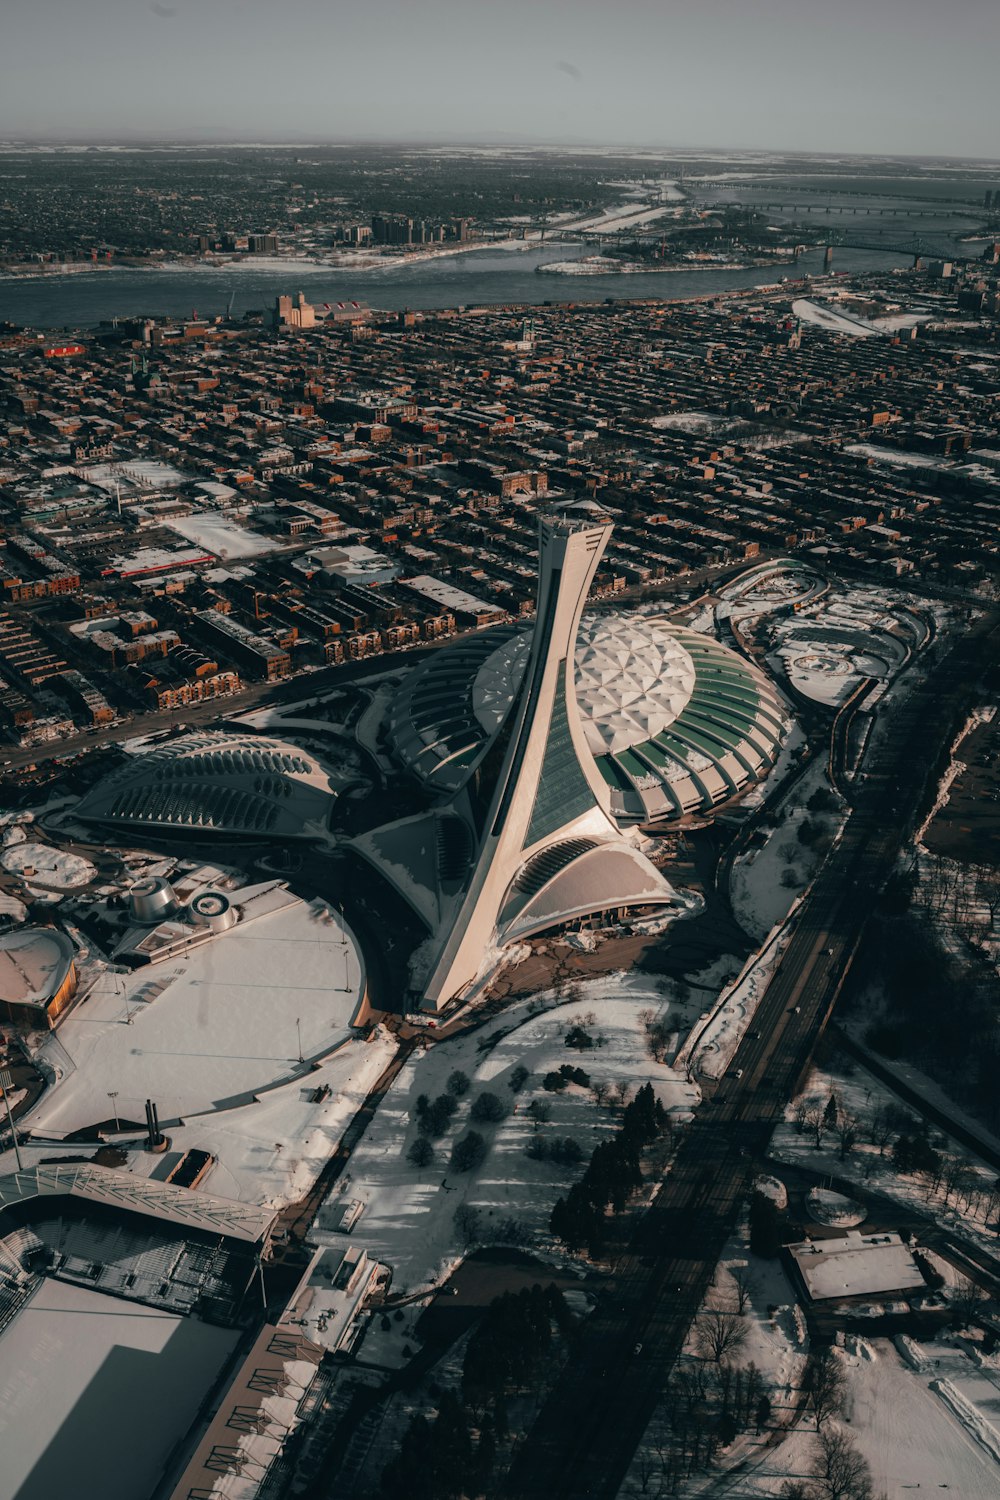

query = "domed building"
[[390, 612, 789, 824], [78, 731, 338, 840]]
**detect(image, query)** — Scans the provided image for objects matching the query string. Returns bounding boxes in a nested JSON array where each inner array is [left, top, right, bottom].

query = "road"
[[503, 612, 998, 1500], [0, 557, 756, 779], [0, 637, 446, 776]]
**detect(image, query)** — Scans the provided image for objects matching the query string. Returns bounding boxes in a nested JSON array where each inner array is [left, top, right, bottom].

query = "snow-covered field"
[[845, 442, 948, 469], [0, 1280, 238, 1500], [29, 897, 365, 1133], [321, 977, 701, 1297], [164, 511, 277, 559], [649, 411, 728, 432], [0, 842, 96, 889], [744, 1338, 1000, 1499]]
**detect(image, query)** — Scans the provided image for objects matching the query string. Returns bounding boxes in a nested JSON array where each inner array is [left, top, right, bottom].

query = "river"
[[0, 243, 916, 330]]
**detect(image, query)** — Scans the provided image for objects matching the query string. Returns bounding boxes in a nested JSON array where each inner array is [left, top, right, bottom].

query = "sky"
[[2, 0, 997, 158]]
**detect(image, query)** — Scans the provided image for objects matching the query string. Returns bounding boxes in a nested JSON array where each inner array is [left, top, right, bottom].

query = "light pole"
[[107, 1091, 120, 1132], [0, 1068, 24, 1171], [296, 1017, 303, 1065]]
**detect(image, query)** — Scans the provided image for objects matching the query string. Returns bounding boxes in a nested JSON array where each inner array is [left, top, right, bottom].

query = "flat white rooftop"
[[30, 895, 364, 1134], [404, 573, 498, 615], [0, 1279, 238, 1500], [788, 1230, 925, 1302]]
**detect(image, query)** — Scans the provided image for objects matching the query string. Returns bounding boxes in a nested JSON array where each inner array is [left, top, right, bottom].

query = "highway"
[[504, 611, 998, 1500]]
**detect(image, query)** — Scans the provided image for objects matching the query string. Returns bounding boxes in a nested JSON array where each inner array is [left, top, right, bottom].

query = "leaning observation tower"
[[418, 504, 679, 1010]]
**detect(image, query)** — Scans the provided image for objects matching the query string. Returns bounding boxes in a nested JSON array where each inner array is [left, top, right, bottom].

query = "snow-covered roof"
[[0, 1163, 275, 1245], [788, 1231, 925, 1302], [0, 928, 75, 1008], [574, 614, 697, 755]]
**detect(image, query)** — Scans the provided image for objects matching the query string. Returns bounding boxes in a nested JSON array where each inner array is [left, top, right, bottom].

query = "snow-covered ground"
[[321, 977, 701, 1297], [164, 511, 278, 559], [554, 201, 678, 235], [0, 842, 96, 889], [845, 442, 949, 469], [28, 896, 365, 1133], [744, 1338, 1000, 1499], [731, 762, 845, 942], [764, 585, 917, 707], [792, 298, 878, 338], [621, 1226, 808, 1498], [0, 1279, 238, 1500], [648, 411, 728, 432]]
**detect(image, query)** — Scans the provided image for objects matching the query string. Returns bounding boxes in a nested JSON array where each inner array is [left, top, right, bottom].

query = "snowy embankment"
[[322, 978, 700, 1297], [915, 705, 996, 846], [679, 926, 792, 1081], [931, 1379, 1000, 1465]]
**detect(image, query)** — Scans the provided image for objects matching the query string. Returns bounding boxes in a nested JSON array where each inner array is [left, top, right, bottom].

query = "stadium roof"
[[0, 1163, 276, 1245], [390, 612, 791, 822], [77, 731, 338, 840]]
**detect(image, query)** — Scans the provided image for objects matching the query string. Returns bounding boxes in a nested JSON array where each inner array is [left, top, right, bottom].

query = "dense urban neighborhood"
[[1, 142, 1000, 1500]]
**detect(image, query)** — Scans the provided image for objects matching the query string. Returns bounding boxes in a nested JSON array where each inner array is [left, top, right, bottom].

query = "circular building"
[[390, 612, 790, 823], [0, 928, 77, 1030], [78, 731, 338, 841]]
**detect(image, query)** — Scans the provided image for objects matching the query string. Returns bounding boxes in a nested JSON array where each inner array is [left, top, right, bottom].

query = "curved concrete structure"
[[78, 732, 338, 841]]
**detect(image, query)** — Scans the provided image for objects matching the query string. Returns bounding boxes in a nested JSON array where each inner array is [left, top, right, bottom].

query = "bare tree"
[[805, 1349, 847, 1427], [834, 1113, 859, 1161], [731, 1262, 753, 1314], [813, 1425, 876, 1500], [866, 1105, 895, 1157], [951, 1274, 986, 1326], [804, 1107, 826, 1151], [695, 1310, 749, 1364]]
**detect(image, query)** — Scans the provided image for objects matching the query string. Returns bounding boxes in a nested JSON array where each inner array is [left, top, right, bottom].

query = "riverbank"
[[0, 244, 914, 330], [0, 237, 536, 282]]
